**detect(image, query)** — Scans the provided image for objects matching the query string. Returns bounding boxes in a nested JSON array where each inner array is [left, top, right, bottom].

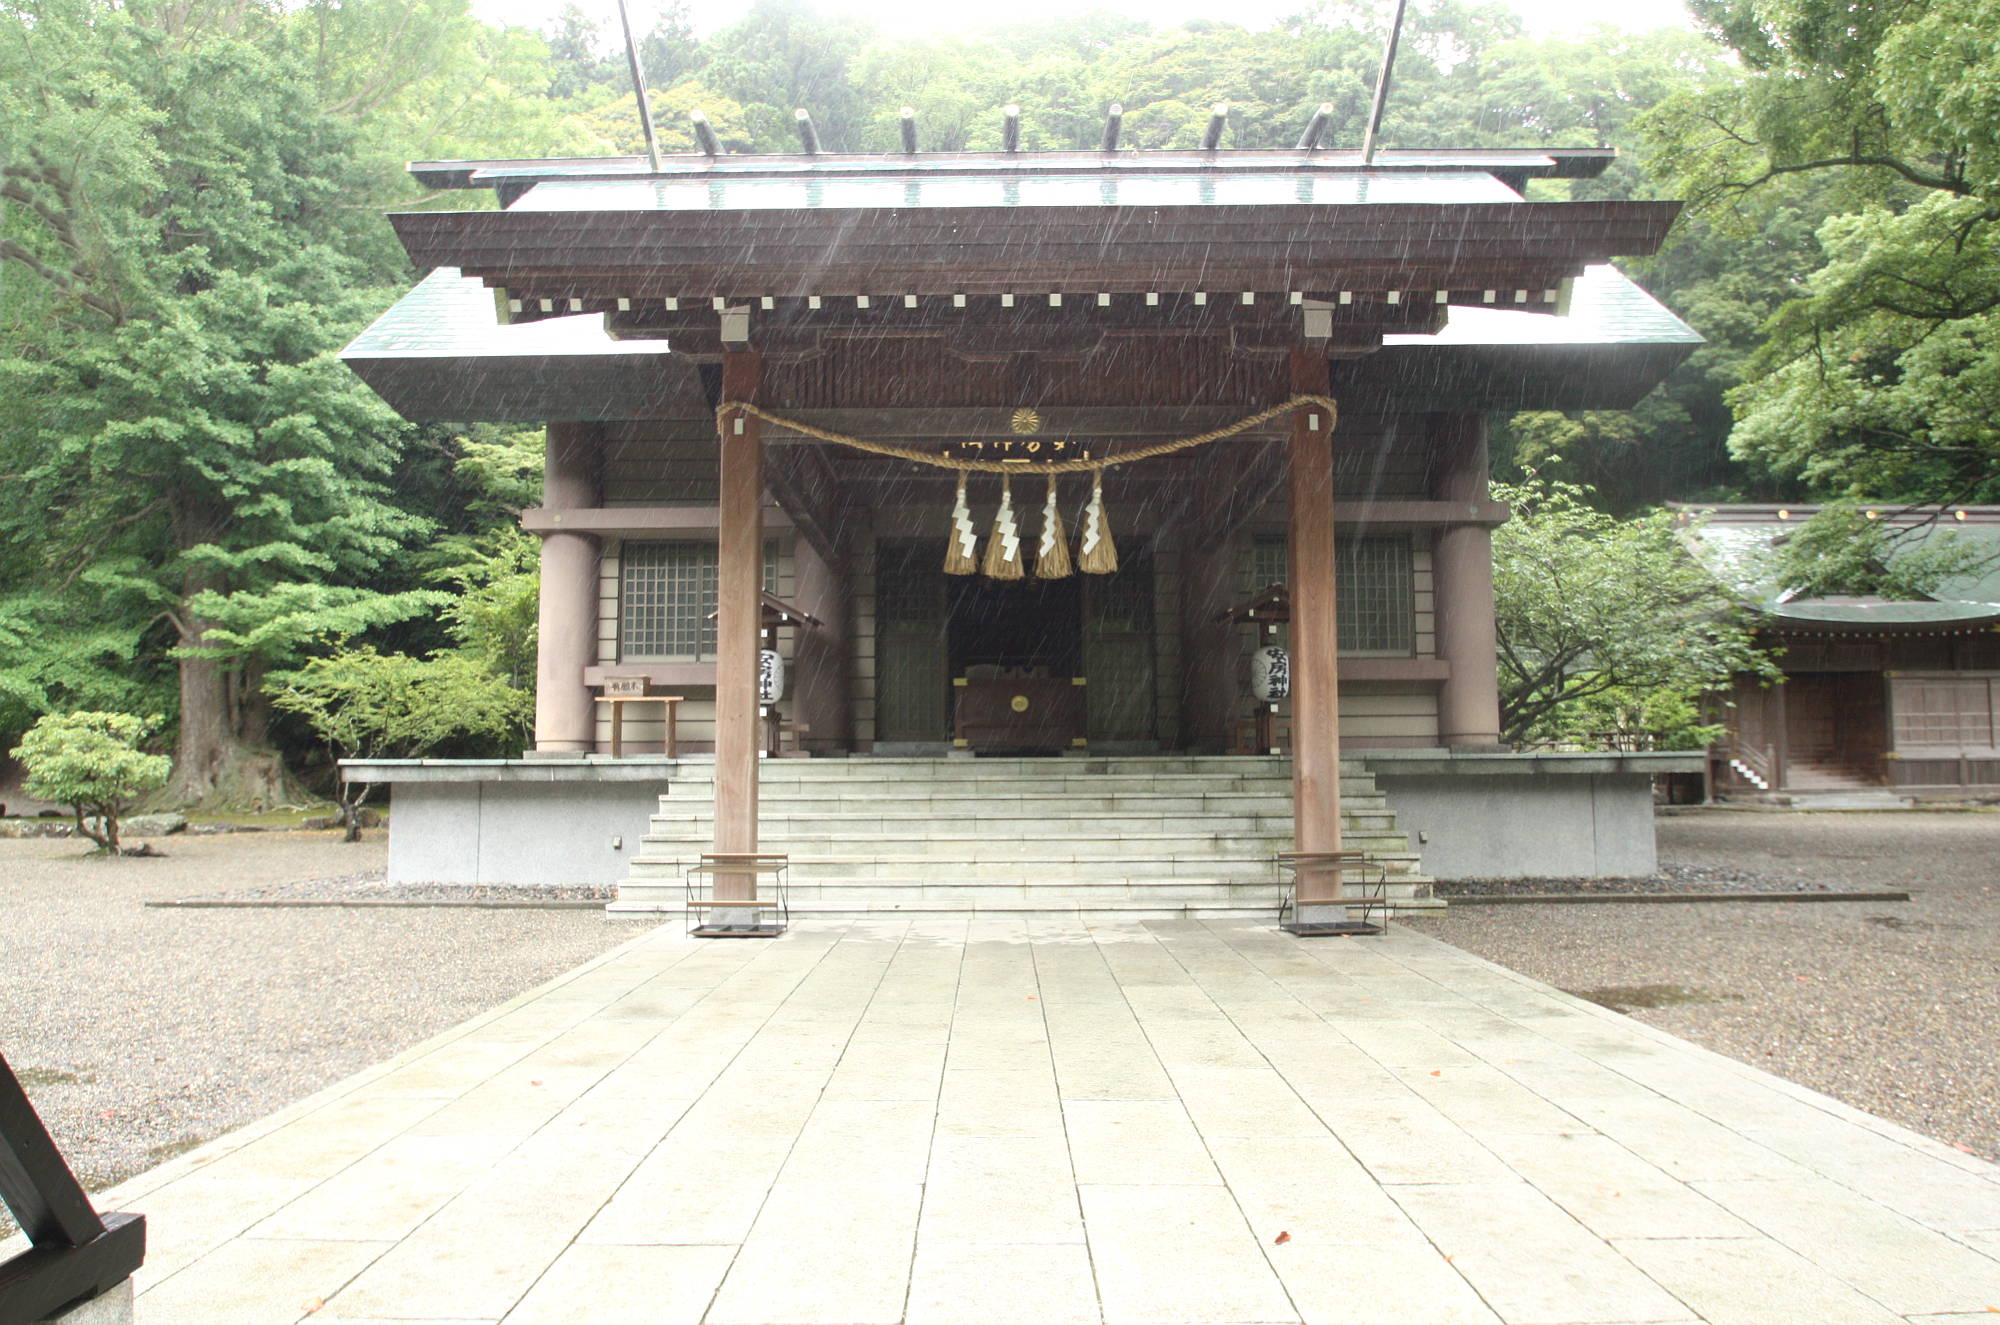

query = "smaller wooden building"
[[1683, 505, 2000, 799]]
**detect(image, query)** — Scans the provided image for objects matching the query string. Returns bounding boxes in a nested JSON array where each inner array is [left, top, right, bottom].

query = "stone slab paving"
[[38, 917, 2000, 1324]]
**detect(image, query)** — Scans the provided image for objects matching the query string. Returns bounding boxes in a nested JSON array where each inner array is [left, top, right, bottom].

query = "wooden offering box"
[[955, 674, 1085, 754]]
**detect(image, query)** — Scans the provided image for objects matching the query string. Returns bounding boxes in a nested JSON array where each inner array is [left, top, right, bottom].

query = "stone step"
[[665, 768, 1369, 791], [640, 804, 1392, 824], [655, 754, 1342, 777], [637, 829, 1406, 855], [615, 754, 1433, 916], [623, 852, 1421, 884], [612, 877, 1437, 908], [611, 899, 1444, 921], [654, 794, 1314, 818]]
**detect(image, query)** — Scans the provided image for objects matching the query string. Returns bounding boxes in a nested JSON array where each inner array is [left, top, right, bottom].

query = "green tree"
[[267, 647, 532, 840], [1764, 502, 1996, 601], [1491, 474, 1774, 746], [0, 0, 572, 807], [1645, 0, 2000, 501], [10, 711, 172, 853]]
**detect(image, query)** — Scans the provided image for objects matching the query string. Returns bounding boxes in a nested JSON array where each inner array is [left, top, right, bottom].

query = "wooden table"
[[594, 695, 684, 758]]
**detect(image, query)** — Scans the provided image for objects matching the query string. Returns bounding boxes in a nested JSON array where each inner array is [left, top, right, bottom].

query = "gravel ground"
[[0, 832, 656, 1207], [172, 868, 617, 903], [1405, 809, 2000, 1161], [1439, 860, 1865, 896]]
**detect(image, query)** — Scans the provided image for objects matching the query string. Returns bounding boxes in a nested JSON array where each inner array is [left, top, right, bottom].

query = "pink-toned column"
[[1287, 350, 1344, 916], [532, 422, 601, 754], [712, 352, 764, 908], [1430, 413, 1504, 749]]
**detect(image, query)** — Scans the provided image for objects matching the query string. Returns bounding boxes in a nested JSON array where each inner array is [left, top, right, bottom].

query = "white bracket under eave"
[[719, 305, 751, 345]]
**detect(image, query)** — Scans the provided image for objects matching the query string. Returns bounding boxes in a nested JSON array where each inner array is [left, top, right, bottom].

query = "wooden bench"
[[1230, 703, 1290, 755], [761, 706, 811, 758], [594, 694, 684, 759]]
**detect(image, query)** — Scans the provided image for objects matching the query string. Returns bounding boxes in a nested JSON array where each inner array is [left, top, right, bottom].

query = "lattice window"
[[1252, 536, 1288, 591], [1247, 536, 1414, 655], [877, 543, 941, 628], [1092, 555, 1155, 632], [1891, 677, 1997, 749], [619, 539, 778, 661], [622, 542, 716, 661], [1340, 538, 1414, 655]]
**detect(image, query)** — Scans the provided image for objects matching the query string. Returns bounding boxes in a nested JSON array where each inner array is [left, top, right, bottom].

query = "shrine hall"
[[342, 120, 1705, 922]]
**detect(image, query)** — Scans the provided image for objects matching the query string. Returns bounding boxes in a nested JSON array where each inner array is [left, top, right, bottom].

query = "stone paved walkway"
[[70, 918, 2000, 1323]]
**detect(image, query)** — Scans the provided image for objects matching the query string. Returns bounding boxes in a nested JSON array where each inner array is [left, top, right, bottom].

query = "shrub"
[[10, 712, 172, 854]]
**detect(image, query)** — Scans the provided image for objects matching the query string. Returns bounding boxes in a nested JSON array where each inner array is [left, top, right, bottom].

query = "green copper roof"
[[506, 170, 1524, 214], [342, 267, 669, 359], [1385, 264, 1701, 349], [1680, 507, 2000, 629]]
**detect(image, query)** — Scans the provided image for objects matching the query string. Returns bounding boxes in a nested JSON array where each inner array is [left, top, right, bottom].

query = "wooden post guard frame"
[[1277, 850, 1388, 936], [0, 1054, 145, 1323], [686, 852, 789, 938]]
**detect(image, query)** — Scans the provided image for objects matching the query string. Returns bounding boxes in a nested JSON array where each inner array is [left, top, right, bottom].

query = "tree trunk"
[[162, 613, 293, 810]]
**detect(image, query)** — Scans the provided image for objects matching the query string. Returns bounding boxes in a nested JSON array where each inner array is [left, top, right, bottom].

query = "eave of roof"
[[341, 263, 1701, 422], [407, 146, 1620, 191]]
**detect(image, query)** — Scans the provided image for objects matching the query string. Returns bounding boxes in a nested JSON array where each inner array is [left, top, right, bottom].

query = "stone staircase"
[[610, 755, 1437, 920]]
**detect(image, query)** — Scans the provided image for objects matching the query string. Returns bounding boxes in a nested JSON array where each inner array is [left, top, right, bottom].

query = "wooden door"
[[1786, 675, 1841, 763], [1084, 553, 1157, 743], [875, 541, 949, 742]]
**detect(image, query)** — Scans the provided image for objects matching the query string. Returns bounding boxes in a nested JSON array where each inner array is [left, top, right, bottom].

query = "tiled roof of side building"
[[1674, 504, 2000, 628]]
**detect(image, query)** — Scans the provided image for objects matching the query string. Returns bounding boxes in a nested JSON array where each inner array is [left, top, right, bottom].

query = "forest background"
[[1, 0, 1994, 807]]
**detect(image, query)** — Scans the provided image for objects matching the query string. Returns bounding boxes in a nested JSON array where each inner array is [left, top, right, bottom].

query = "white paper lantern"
[[758, 648, 786, 704], [1251, 645, 1291, 702]]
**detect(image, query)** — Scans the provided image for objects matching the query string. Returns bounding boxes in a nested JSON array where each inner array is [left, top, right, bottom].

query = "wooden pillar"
[[533, 423, 601, 754], [713, 352, 764, 899], [1287, 350, 1344, 910], [1431, 413, 1505, 748]]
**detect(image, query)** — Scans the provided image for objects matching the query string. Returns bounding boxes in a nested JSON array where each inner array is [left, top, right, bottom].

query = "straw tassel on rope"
[[1035, 476, 1072, 579], [983, 476, 1025, 580], [1077, 472, 1118, 575], [943, 473, 979, 575], [715, 395, 1339, 475]]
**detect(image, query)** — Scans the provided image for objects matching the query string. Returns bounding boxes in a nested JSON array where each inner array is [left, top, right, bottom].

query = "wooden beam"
[[765, 444, 845, 569], [1202, 103, 1229, 152], [691, 109, 721, 157], [793, 108, 821, 154], [1297, 102, 1332, 151], [714, 350, 764, 897], [1002, 104, 1021, 152], [899, 106, 918, 154], [1287, 348, 1344, 912], [1101, 104, 1123, 152]]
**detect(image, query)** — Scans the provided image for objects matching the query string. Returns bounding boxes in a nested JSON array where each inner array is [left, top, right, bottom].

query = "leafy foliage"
[[1764, 503, 1997, 601], [267, 648, 532, 838], [10, 711, 172, 852], [1491, 475, 1775, 747], [1645, 0, 2000, 501]]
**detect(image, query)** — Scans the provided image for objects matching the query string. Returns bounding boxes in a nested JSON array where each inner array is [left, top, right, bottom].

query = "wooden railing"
[[1727, 740, 1776, 789], [0, 1054, 145, 1322]]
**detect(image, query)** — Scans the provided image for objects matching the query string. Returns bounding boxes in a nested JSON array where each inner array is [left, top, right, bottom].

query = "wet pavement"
[[26, 914, 1999, 1324]]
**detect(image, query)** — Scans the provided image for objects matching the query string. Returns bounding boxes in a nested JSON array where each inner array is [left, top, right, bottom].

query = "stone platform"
[[76, 918, 2000, 1323]]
